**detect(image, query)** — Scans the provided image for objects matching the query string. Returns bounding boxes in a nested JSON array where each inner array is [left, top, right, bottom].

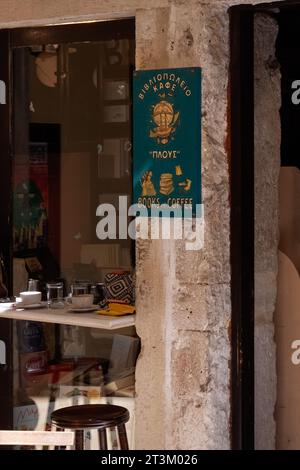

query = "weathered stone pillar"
[[254, 14, 280, 450], [135, 2, 231, 450]]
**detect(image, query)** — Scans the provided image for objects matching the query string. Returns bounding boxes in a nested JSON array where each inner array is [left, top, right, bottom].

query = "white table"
[[0, 305, 135, 330]]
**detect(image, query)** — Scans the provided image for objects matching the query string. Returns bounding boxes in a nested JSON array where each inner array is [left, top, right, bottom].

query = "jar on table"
[[90, 283, 108, 308], [46, 282, 64, 309]]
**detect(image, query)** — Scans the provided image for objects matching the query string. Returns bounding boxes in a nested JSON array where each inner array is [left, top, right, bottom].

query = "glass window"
[[10, 27, 138, 449]]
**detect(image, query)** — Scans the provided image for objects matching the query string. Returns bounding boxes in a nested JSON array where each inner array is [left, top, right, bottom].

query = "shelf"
[[0, 305, 135, 330]]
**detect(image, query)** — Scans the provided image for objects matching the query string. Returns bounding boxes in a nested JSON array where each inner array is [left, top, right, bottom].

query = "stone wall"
[[135, 2, 232, 449], [254, 14, 280, 450], [0, 0, 282, 450]]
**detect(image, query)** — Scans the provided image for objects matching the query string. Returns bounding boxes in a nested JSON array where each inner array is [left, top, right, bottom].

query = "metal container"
[[91, 283, 107, 307]]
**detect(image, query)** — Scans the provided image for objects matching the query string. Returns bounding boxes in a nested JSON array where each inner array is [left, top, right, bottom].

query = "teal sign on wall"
[[133, 67, 202, 216]]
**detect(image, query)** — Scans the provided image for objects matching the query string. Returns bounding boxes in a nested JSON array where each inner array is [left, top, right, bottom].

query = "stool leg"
[[110, 427, 118, 449], [117, 424, 129, 450], [75, 430, 84, 450], [54, 427, 66, 451], [98, 429, 108, 450]]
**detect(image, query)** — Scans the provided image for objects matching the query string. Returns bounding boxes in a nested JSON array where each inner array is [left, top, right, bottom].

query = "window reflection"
[[12, 31, 137, 449]]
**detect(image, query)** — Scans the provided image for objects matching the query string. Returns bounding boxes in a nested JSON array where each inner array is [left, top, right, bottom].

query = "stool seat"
[[51, 404, 130, 450], [51, 404, 129, 429]]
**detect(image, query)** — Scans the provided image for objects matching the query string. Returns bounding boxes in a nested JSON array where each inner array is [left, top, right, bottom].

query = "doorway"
[[230, 0, 300, 450]]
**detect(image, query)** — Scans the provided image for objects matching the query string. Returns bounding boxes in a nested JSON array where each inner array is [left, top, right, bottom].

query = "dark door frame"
[[229, 4, 255, 450], [0, 29, 13, 431]]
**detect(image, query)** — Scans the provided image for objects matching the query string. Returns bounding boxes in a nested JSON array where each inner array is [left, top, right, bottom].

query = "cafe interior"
[[0, 22, 138, 449]]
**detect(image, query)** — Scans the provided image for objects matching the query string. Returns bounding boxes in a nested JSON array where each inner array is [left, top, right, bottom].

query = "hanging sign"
[[133, 67, 202, 216]]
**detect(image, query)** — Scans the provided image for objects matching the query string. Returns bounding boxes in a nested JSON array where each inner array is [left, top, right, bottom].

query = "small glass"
[[74, 279, 92, 292], [91, 283, 108, 308], [46, 282, 64, 309], [71, 283, 89, 297], [28, 279, 39, 291]]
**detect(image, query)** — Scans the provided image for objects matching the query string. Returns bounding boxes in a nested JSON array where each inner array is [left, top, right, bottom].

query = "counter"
[[0, 305, 135, 330]]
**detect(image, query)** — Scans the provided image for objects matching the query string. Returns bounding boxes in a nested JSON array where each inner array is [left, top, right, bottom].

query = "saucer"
[[18, 302, 47, 310], [67, 306, 98, 313]]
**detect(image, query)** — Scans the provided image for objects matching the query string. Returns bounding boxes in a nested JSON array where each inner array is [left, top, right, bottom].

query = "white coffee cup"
[[20, 291, 42, 305], [68, 294, 94, 309]]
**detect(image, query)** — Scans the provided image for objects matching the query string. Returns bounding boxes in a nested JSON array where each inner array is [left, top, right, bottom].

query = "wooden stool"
[[51, 404, 129, 450]]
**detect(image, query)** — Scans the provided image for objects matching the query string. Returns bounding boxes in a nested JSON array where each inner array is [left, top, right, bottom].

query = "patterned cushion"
[[104, 272, 135, 305]]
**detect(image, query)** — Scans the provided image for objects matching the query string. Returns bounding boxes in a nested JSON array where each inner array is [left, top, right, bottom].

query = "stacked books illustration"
[[159, 173, 174, 195]]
